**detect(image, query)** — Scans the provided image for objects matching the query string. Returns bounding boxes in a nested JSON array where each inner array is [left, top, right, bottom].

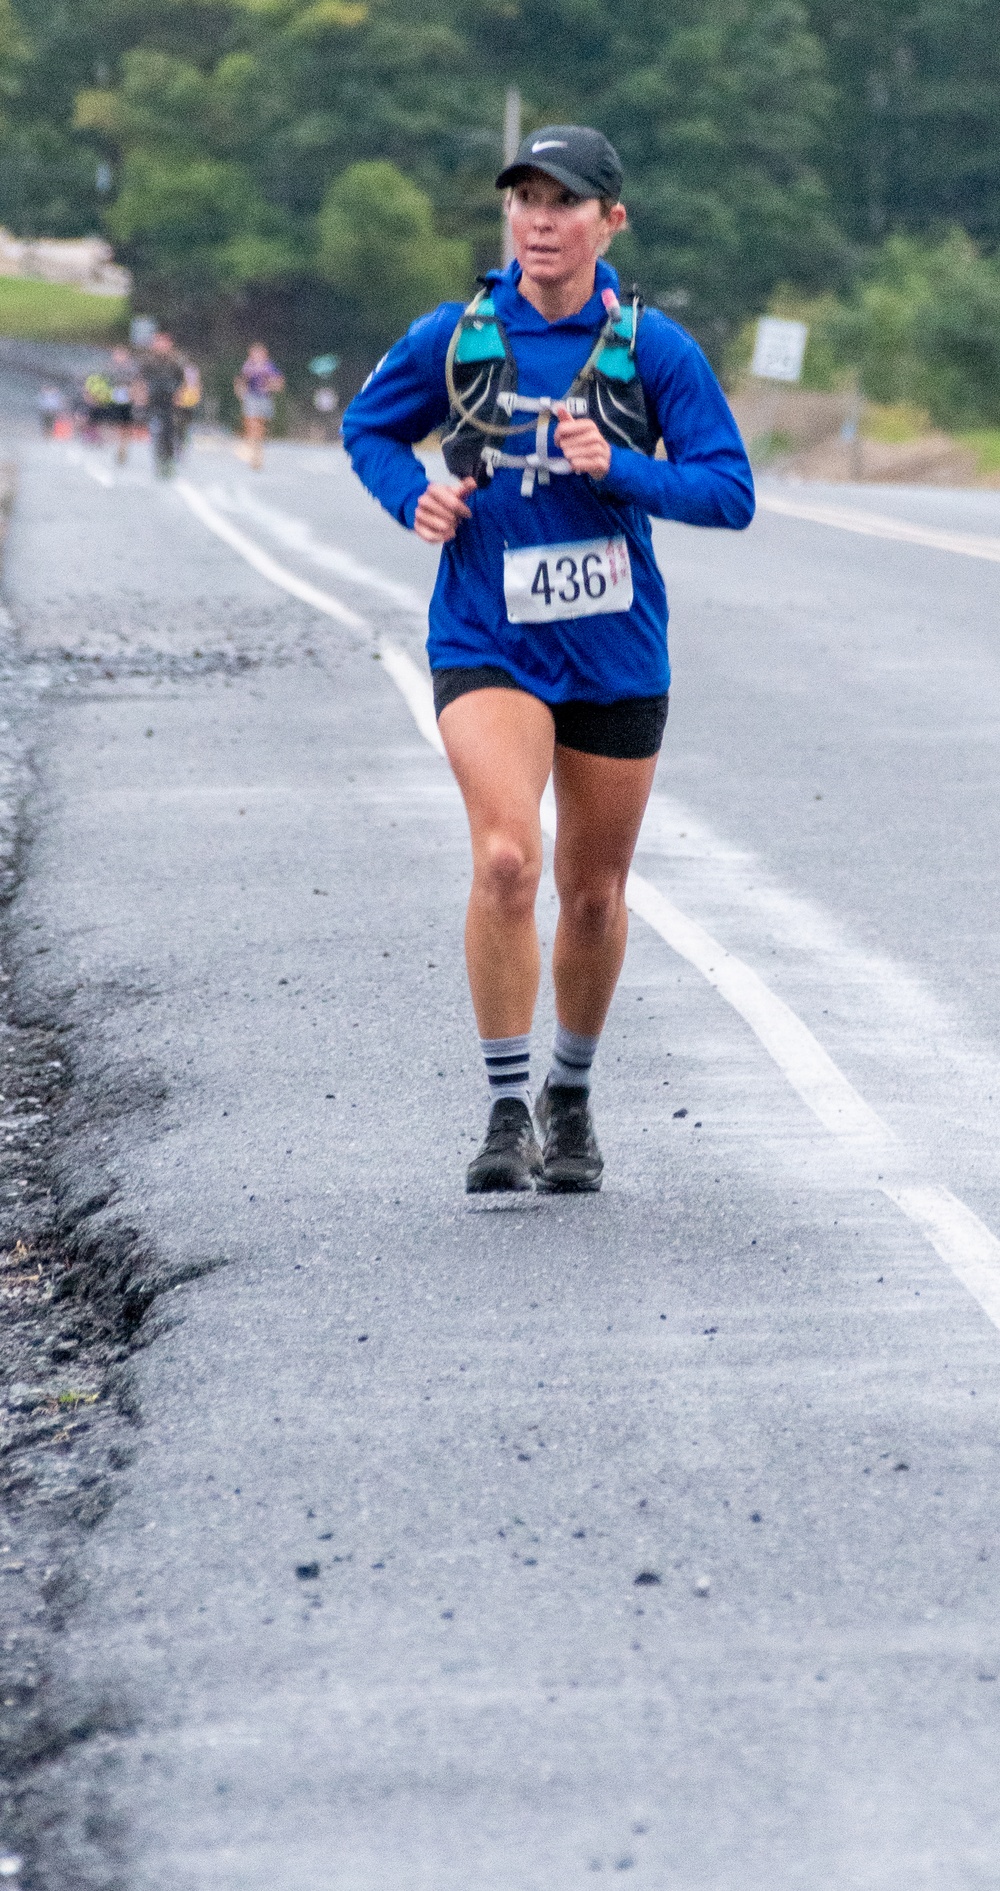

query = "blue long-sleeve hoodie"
[[342, 258, 754, 704]]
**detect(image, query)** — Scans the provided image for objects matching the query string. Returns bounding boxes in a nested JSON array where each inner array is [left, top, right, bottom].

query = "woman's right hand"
[[414, 477, 476, 544]]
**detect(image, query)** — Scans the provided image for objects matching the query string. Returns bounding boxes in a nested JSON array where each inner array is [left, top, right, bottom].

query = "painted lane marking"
[[884, 1185, 1000, 1326], [213, 485, 431, 620], [65, 445, 115, 489], [175, 482, 366, 629], [620, 872, 895, 1152], [378, 643, 445, 755], [758, 492, 1000, 564], [174, 490, 1000, 1331]]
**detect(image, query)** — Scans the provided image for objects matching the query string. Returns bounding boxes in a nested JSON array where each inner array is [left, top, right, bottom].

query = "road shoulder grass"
[[0, 277, 128, 343]]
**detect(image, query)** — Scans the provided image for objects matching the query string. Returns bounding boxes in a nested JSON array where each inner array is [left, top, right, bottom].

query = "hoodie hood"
[[484, 256, 622, 332]]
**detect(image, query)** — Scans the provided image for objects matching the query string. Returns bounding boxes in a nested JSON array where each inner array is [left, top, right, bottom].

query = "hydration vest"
[[442, 283, 659, 497]]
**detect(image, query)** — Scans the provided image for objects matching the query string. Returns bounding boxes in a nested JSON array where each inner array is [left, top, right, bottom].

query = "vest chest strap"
[[481, 443, 575, 498], [489, 391, 590, 494], [495, 392, 589, 418]]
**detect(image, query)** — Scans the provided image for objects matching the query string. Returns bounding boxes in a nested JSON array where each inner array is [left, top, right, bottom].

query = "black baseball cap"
[[496, 125, 623, 201]]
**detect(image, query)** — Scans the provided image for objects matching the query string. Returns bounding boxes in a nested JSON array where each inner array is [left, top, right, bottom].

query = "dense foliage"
[[807, 0, 1000, 246], [820, 234, 1000, 427], [1, 0, 999, 388]]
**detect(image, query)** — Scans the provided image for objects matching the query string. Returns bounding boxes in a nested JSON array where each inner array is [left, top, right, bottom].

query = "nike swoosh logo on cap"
[[531, 140, 568, 151]]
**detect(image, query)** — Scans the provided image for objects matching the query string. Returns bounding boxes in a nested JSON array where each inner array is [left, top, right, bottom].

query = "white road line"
[[378, 644, 445, 755], [758, 492, 1000, 563], [65, 445, 115, 489], [174, 491, 1000, 1330], [215, 486, 430, 620], [175, 482, 366, 629], [884, 1186, 1000, 1326], [620, 872, 895, 1152]]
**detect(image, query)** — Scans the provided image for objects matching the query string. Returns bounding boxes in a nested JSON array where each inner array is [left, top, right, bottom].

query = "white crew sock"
[[548, 1021, 599, 1091], [480, 1033, 531, 1109]]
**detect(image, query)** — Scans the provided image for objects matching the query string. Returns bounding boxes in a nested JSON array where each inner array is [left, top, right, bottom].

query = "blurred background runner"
[[82, 367, 112, 441], [36, 382, 65, 435], [107, 345, 138, 465], [135, 331, 186, 477], [234, 343, 284, 468], [175, 357, 202, 454]]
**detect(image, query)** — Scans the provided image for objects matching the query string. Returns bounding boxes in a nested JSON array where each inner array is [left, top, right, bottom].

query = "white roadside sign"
[[751, 316, 809, 383]]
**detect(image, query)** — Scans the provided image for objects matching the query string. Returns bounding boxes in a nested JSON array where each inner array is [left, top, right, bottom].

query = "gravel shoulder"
[[0, 453, 145, 1886]]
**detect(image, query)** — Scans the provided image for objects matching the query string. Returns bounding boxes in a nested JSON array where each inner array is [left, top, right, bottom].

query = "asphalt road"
[[3, 415, 1000, 1888]]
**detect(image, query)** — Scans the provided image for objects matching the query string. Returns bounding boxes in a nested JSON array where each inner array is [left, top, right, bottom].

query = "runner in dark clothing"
[[137, 333, 186, 477]]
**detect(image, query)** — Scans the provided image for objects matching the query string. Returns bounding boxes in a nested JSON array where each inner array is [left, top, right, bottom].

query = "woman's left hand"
[[554, 406, 611, 479]]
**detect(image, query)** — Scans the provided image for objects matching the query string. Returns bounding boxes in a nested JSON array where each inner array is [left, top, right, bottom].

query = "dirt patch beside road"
[[729, 385, 995, 485]]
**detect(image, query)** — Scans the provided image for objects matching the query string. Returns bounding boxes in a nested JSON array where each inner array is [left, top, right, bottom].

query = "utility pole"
[[502, 87, 521, 267]]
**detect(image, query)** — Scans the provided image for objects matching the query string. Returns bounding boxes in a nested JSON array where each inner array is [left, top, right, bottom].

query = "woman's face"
[[507, 173, 625, 289]]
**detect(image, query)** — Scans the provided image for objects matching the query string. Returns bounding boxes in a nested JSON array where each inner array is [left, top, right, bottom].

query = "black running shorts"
[[432, 665, 668, 761]]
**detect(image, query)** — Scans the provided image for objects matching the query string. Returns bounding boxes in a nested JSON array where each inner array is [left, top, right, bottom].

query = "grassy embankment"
[[0, 275, 128, 341], [946, 431, 1000, 478], [861, 402, 1000, 476]]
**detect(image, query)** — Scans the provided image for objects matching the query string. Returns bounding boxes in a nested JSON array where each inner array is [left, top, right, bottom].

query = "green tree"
[[69, 0, 475, 344], [36, 0, 1000, 382], [461, 0, 846, 350], [317, 160, 471, 352], [805, 0, 1000, 245], [0, 0, 104, 234], [0, 0, 22, 82], [820, 231, 1000, 427], [78, 43, 302, 302]]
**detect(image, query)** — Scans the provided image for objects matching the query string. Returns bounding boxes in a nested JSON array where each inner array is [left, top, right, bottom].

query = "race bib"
[[503, 536, 633, 624]]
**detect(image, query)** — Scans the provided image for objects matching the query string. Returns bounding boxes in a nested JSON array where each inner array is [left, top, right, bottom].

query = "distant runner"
[[82, 370, 113, 441], [234, 344, 284, 469], [107, 346, 138, 466], [36, 382, 65, 435], [175, 357, 203, 454], [136, 332, 186, 478], [343, 126, 754, 1193]]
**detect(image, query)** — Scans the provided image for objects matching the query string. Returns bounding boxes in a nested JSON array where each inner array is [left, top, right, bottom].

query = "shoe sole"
[[538, 1166, 603, 1193], [466, 1159, 541, 1194]]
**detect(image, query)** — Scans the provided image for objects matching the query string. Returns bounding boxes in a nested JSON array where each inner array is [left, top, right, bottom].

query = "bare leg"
[[550, 745, 658, 1036], [439, 688, 554, 1038], [244, 416, 266, 469]]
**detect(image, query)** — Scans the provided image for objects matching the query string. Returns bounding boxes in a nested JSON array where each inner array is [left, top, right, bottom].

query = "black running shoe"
[[535, 1078, 604, 1192], [466, 1096, 544, 1194]]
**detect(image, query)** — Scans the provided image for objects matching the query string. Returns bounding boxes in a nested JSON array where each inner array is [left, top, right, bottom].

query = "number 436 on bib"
[[504, 535, 633, 625]]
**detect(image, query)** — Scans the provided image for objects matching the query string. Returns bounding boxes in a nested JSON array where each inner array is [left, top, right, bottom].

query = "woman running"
[[343, 125, 754, 1194], [235, 344, 284, 469]]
